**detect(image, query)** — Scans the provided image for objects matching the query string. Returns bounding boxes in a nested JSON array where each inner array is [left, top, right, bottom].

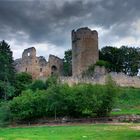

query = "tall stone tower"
[[72, 27, 99, 77]]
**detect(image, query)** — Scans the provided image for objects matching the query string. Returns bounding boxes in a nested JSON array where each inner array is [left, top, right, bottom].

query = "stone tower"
[[72, 27, 99, 77]]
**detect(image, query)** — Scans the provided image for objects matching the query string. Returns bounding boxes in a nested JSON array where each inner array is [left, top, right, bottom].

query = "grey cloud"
[[0, 0, 140, 49]]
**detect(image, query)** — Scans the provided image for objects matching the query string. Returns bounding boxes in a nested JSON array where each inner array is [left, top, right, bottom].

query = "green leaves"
[[14, 72, 32, 96], [63, 49, 72, 76], [100, 46, 140, 76], [0, 40, 16, 100], [10, 90, 47, 120], [29, 80, 46, 91], [0, 40, 15, 83]]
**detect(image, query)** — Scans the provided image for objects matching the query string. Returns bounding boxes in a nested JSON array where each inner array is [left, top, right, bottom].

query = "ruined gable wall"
[[15, 47, 49, 79], [21, 47, 39, 79]]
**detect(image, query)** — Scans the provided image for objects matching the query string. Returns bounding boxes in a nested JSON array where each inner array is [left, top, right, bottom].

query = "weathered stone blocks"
[[14, 47, 63, 79], [72, 27, 99, 77]]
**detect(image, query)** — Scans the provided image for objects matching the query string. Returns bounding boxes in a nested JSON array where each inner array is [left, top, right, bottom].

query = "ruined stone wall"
[[48, 55, 63, 76], [14, 47, 63, 79], [60, 72, 140, 88], [21, 47, 41, 79], [72, 27, 99, 77]]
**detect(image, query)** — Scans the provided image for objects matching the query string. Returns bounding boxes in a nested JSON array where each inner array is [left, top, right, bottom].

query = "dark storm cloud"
[[0, 0, 140, 48]]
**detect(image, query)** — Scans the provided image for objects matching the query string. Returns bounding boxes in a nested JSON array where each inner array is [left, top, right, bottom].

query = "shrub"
[[14, 72, 32, 96], [8, 80, 117, 121], [96, 75, 117, 117], [95, 60, 111, 69], [10, 90, 47, 121], [46, 83, 109, 118], [82, 65, 95, 77], [46, 75, 58, 87], [29, 80, 46, 91], [0, 102, 11, 127], [0, 81, 15, 100], [46, 84, 71, 118]]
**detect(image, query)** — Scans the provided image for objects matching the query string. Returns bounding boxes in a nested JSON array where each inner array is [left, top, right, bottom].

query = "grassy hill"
[[112, 87, 140, 115]]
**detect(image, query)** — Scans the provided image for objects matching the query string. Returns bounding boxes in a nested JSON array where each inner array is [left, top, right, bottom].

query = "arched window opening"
[[51, 65, 57, 75]]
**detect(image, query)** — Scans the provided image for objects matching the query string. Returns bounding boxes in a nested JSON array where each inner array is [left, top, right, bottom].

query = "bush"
[[46, 83, 115, 118], [10, 90, 47, 121], [7, 79, 117, 121], [14, 72, 32, 96], [46, 75, 58, 87], [29, 80, 46, 91], [46, 83, 75, 119], [95, 60, 111, 69], [96, 75, 117, 116], [0, 102, 11, 127], [0, 81, 15, 100], [69, 84, 96, 117]]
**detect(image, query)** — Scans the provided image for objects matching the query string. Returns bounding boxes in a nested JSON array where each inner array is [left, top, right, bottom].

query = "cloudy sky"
[[0, 0, 140, 60]]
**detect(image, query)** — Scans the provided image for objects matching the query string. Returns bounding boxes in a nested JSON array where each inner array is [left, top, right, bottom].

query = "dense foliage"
[[29, 80, 46, 91], [10, 90, 47, 120], [0, 41, 139, 126], [0, 76, 117, 123], [0, 40, 16, 100], [100, 46, 140, 76], [63, 49, 72, 76], [0, 40, 15, 83], [95, 60, 111, 70], [14, 72, 32, 96]]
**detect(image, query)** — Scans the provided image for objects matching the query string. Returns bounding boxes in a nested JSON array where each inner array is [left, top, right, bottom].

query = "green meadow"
[[0, 124, 139, 140]]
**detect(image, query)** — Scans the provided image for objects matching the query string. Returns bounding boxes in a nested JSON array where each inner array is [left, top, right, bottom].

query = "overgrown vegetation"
[[0, 76, 117, 124], [14, 72, 32, 96], [10, 90, 47, 121], [63, 49, 72, 76], [0, 40, 16, 100], [0, 40, 140, 127], [100, 46, 140, 76], [82, 64, 95, 77], [95, 60, 111, 70]]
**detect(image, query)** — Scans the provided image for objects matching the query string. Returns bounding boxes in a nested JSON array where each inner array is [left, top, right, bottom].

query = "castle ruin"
[[14, 47, 63, 79], [72, 27, 99, 77], [15, 27, 99, 79], [14, 27, 140, 88]]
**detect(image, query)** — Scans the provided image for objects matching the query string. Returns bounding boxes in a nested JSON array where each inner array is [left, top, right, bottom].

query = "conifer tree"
[[0, 40, 15, 100]]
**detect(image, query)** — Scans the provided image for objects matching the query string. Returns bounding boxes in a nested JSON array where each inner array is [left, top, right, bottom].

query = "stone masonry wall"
[[60, 72, 140, 88], [14, 47, 63, 79], [72, 27, 99, 77]]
